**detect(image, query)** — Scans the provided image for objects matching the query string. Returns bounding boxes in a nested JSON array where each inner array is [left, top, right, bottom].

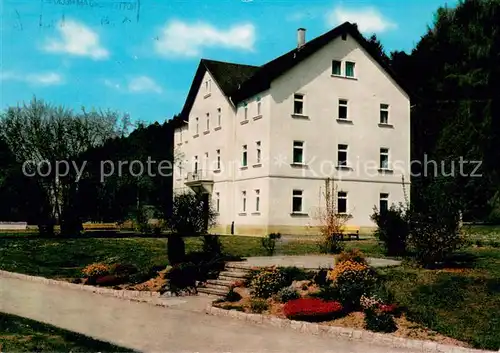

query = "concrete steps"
[[197, 263, 251, 298]]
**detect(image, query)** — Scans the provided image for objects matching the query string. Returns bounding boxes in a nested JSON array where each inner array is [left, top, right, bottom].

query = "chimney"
[[297, 28, 306, 48]]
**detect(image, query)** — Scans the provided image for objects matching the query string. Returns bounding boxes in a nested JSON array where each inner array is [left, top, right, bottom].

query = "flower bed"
[[213, 250, 471, 349], [283, 298, 343, 321]]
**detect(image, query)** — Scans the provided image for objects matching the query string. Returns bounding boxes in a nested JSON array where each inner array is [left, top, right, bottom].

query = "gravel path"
[[0, 276, 417, 353]]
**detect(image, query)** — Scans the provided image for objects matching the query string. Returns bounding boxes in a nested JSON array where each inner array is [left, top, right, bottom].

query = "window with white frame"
[[242, 145, 248, 167], [216, 149, 221, 170], [257, 97, 262, 116], [345, 62, 355, 77], [255, 189, 260, 212], [293, 94, 304, 115], [292, 189, 303, 213], [217, 108, 221, 127], [380, 104, 389, 124], [380, 148, 390, 169], [204, 152, 209, 170], [332, 60, 341, 75], [205, 79, 211, 94], [215, 192, 220, 213], [206, 113, 210, 131], [256, 141, 261, 164], [195, 117, 199, 134], [338, 192, 347, 214], [242, 191, 247, 212], [244, 104, 248, 121], [380, 193, 389, 212], [338, 99, 348, 120], [337, 144, 348, 167], [293, 141, 304, 164], [194, 155, 198, 174]]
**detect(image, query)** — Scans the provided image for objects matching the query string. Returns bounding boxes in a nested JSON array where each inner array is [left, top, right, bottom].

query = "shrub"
[[95, 274, 124, 286], [283, 298, 343, 322], [81, 263, 110, 278], [202, 235, 223, 256], [364, 307, 397, 333], [409, 181, 464, 267], [250, 267, 287, 298], [371, 204, 409, 256], [277, 287, 301, 303], [109, 263, 138, 277], [261, 233, 281, 256], [313, 268, 330, 287], [328, 260, 377, 310], [165, 262, 198, 292], [279, 266, 309, 286], [225, 287, 242, 302], [360, 295, 383, 310], [128, 271, 152, 284], [249, 298, 269, 313], [335, 248, 368, 266], [309, 286, 340, 301], [167, 235, 186, 265]]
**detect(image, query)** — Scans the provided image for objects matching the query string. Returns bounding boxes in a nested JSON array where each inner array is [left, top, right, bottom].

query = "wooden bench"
[[339, 225, 360, 240], [82, 223, 120, 232]]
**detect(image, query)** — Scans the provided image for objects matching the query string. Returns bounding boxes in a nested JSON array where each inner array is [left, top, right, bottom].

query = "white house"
[[173, 22, 411, 236]]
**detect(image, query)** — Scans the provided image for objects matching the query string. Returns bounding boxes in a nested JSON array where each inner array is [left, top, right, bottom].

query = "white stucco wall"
[[174, 31, 410, 234]]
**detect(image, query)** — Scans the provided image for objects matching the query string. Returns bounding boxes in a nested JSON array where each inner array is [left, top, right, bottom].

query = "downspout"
[[229, 96, 237, 235]]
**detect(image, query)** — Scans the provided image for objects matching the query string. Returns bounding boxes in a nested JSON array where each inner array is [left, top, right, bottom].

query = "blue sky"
[[1, 0, 456, 124]]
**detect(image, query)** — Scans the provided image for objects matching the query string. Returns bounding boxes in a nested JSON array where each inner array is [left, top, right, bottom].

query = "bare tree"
[[0, 97, 123, 236], [314, 178, 351, 254]]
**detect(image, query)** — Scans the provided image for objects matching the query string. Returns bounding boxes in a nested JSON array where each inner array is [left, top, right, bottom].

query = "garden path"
[[0, 275, 418, 353], [231, 255, 401, 269]]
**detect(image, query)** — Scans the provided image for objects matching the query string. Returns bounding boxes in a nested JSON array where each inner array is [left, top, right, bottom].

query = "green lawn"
[[1, 235, 498, 350], [0, 312, 134, 352], [379, 248, 500, 350]]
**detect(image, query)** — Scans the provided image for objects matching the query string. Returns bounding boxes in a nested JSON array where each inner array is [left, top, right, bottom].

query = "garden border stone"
[[205, 305, 497, 353], [0, 269, 186, 308]]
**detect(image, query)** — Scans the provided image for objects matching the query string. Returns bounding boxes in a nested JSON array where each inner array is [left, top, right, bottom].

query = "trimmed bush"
[[364, 307, 397, 333], [95, 274, 124, 286], [313, 268, 329, 287], [250, 267, 287, 298], [371, 204, 409, 256], [109, 263, 138, 277], [167, 235, 185, 265], [202, 235, 223, 256], [249, 298, 269, 313], [165, 262, 198, 292], [279, 266, 309, 286], [335, 248, 368, 266], [225, 287, 242, 302], [283, 298, 343, 322], [277, 287, 300, 303], [261, 233, 281, 256]]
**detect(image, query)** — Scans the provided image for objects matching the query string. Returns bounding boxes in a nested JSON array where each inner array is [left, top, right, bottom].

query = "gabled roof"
[[177, 21, 409, 125], [178, 59, 259, 122]]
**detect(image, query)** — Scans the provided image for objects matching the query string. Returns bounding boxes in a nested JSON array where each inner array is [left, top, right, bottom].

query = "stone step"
[[197, 286, 227, 297], [198, 291, 224, 299], [219, 275, 246, 282], [204, 283, 229, 291], [206, 279, 235, 287], [218, 271, 249, 279], [225, 264, 252, 272]]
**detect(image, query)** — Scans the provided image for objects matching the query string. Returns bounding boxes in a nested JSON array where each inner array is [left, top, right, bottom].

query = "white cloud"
[[326, 6, 397, 33], [128, 76, 162, 94], [1, 71, 63, 86], [154, 20, 255, 57], [43, 19, 109, 60], [103, 76, 162, 94]]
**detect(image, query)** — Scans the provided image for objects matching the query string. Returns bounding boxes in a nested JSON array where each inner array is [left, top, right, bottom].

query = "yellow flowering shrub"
[[81, 263, 110, 278], [250, 266, 286, 298], [327, 260, 369, 282], [327, 260, 377, 310]]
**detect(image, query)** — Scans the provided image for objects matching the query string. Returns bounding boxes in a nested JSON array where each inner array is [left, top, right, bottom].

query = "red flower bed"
[[283, 298, 344, 322]]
